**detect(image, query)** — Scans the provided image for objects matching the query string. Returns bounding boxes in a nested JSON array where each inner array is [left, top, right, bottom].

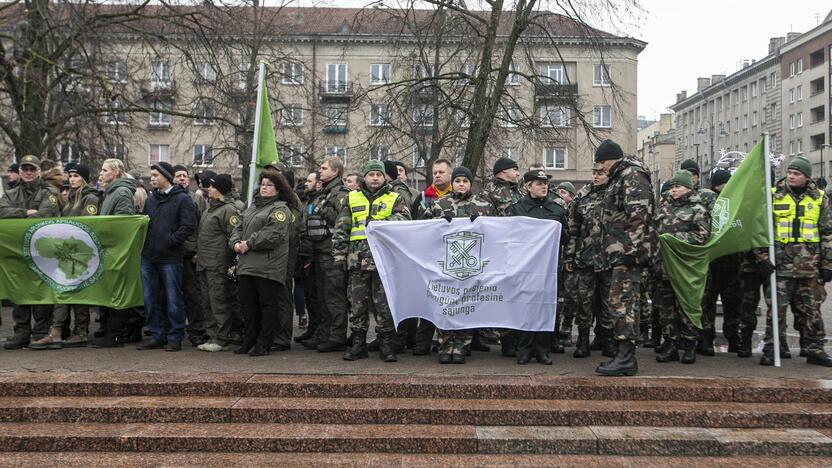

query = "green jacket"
[[197, 196, 240, 272], [427, 191, 495, 218], [483, 177, 523, 216], [229, 195, 292, 284], [566, 183, 606, 271], [184, 190, 209, 257], [0, 178, 61, 219], [331, 182, 411, 271], [100, 178, 137, 216], [61, 185, 102, 217]]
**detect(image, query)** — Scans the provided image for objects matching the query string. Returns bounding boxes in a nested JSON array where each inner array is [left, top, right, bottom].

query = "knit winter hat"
[[670, 170, 693, 189], [151, 161, 175, 184], [209, 174, 233, 195], [362, 159, 386, 176], [594, 139, 623, 161], [383, 160, 399, 180], [680, 159, 700, 176], [492, 157, 518, 176], [788, 156, 812, 177], [710, 169, 731, 189], [556, 181, 576, 195], [67, 164, 91, 183], [172, 164, 189, 175], [451, 166, 473, 182]]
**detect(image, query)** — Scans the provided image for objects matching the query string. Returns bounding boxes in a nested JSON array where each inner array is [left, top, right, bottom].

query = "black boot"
[[379, 333, 397, 362], [535, 346, 553, 365], [726, 335, 740, 353], [589, 328, 604, 351], [737, 331, 752, 358], [550, 334, 565, 354], [656, 340, 679, 363], [516, 350, 532, 365], [799, 336, 807, 357], [573, 327, 591, 358], [595, 340, 638, 376], [500, 331, 517, 357], [780, 341, 791, 359], [343, 331, 368, 361], [696, 332, 715, 356], [602, 337, 617, 358], [806, 350, 832, 367], [681, 340, 696, 364], [759, 344, 774, 366], [367, 336, 380, 352], [643, 327, 661, 348], [470, 331, 490, 352], [293, 326, 317, 344]]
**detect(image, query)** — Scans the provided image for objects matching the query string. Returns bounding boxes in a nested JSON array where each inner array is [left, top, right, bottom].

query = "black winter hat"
[[67, 164, 91, 183], [8, 163, 18, 173], [492, 157, 518, 175], [151, 161, 175, 184], [710, 169, 731, 189], [452, 166, 473, 182], [594, 139, 623, 161], [195, 170, 217, 188], [209, 174, 233, 195], [680, 159, 700, 175], [383, 160, 399, 181], [172, 164, 189, 176]]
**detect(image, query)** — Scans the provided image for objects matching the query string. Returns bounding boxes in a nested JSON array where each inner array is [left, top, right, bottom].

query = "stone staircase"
[[0, 373, 829, 465]]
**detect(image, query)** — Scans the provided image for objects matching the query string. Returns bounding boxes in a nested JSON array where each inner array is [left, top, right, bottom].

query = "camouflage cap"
[[556, 181, 576, 195], [362, 159, 386, 176], [670, 170, 693, 189], [19, 154, 40, 168]]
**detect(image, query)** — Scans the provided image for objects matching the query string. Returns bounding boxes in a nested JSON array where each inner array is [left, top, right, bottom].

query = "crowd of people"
[[1, 138, 831, 375]]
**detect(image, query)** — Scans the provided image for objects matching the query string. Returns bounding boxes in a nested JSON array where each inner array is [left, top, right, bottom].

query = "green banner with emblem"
[[0, 215, 148, 309]]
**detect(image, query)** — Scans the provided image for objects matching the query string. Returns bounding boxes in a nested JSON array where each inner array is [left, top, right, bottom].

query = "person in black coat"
[[508, 170, 569, 365]]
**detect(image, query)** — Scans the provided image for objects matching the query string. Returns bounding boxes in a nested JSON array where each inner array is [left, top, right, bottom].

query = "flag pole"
[[247, 61, 267, 208], [762, 132, 781, 367]]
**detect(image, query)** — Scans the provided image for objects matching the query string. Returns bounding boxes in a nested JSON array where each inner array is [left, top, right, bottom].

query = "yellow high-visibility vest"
[[771, 187, 824, 243], [348, 190, 399, 240]]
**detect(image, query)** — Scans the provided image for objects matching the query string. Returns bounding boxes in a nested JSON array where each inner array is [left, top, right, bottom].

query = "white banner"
[[366, 216, 561, 331]]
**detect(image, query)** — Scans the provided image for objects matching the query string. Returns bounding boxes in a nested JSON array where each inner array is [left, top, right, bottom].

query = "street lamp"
[[693, 143, 700, 171]]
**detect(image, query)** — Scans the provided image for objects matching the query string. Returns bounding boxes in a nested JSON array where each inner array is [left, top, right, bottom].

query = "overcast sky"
[[635, 0, 831, 119]]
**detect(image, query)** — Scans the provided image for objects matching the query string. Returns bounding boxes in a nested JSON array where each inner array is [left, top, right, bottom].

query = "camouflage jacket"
[[427, 190, 496, 219], [696, 185, 718, 212], [307, 177, 350, 255], [566, 183, 606, 270], [483, 177, 523, 216], [390, 179, 414, 208], [594, 157, 654, 269], [764, 178, 832, 278], [331, 182, 411, 271], [656, 191, 711, 245]]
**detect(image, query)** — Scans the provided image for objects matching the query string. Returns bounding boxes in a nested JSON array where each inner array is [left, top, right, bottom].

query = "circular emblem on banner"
[[22, 220, 104, 292]]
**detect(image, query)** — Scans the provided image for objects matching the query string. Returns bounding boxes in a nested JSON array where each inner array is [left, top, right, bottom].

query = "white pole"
[[762, 132, 781, 367], [247, 61, 267, 208]]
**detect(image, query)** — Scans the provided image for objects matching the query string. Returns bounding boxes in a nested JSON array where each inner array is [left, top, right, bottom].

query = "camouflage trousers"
[[348, 269, 395, 335], [657, 279, 698, 343], [763, 276, 827, 353], [637, 269, 653, 332], [598, 266, 641, 341], [702, 266, 742, 339], [437, 329, 472, 356], [560, 270, 576, 330], [572, 267, 602, 329]]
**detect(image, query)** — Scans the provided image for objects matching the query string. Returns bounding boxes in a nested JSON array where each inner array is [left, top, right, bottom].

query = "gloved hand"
[[822, 269, 832, 283], [757, 259, 776, 276], [443, 214, 453, 223], [470, 214, 480, 222]]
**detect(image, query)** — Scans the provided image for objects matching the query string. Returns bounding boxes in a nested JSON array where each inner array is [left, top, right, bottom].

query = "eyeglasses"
[[261, 182, 276, 188]]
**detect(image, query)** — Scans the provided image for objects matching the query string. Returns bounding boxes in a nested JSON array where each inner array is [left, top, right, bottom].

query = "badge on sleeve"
[[273, 211, 286, 222], [48, 194, 58, 205], [229, 215, 239, 227], [84, 204, 98, 215]]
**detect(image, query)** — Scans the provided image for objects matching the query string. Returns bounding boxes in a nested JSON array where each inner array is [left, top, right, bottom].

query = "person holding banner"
[[759, 157, 832, 367], [509, 169, 568, 365], [425, 166, 496, 364], [334, 160, 411, 362]]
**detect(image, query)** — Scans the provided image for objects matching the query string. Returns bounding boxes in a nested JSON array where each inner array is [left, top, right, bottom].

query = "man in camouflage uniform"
[[0, 155, 61, 349], [759, 156, 832, 367], [680, 159, 717, 211], [700, 170, 743, 355], [565, 163, 608, 358], [654, 170, 711, 364], [385, 161, 414, 208], [425, 166, 496, 363], [554, 181, 577, 345], [592, 140, 654, 376], [333, 160, 411, 362]]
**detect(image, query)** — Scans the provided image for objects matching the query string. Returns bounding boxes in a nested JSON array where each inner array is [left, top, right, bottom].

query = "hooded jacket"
[[100, 177, 137, 216], [61, 185, 102, 217], [141, 184, 197, 263], [229, 194, 292, 284]]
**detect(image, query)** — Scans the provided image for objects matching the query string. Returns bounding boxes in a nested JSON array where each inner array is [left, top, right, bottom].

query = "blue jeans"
[[140, 258, 185, 343]]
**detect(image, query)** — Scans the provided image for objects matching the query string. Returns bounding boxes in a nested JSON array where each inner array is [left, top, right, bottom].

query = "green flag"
[[255, 69, 279, 168], [0, 215, 149, 309], [659, 137, 770, 328]]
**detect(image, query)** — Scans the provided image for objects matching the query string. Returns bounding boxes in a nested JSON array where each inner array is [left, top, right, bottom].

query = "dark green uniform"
[[183, 190, 209, 345]]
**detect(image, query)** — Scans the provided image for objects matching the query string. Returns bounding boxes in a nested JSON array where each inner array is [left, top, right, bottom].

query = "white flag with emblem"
[[366, 217, 561, 331]]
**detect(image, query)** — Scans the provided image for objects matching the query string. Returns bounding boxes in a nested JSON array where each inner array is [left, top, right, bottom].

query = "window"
[[280, 144, 304, 167], [500, 147, 519, 161], [413, 63, 433, 80], [542, 63, 565, 84], [192, 144, 213, 166], [797, 58, 803, 74], [108, 144, 125, 159], [790, 114, 795, 129], [460, 63, 477, 82], [789, 141, 794, 155], [325, 63, 347, 92], [106, 100, 127, 125], [726, 120, 731, 133], [195, 62, 216, 83], [149, 144, 170, 164], [505, 62, 520, 85], [789, 62, 795, 77], [412, 146, 427, 168], [237, 62, 251, 90], [742, 114, 747, 129], [741, 86, 747, 102], [797, 85, 803, 101], [789, 88, 795, 103], [412, 104, 434, 127], [797, 138, 803, 154], [797, 112, 803, 127], [593, 64, 611, 86], [370, 63, 390, 85], [106, 62, 126, 83], [281, 104, 303, 126], [325, 146, 347, 165], [500, 105, 520, 127], [734, 117, 739, 132], [150, 60, 171, 87], [369, 104, 389, 126], [456, 110, 470, 128], [324, 104, 348, 128], [192, 99, 215, 125], [544, 147, 566, 169], [149, 101, 171, 128], [770, 71, 777, 87], [282, 63, 304, 85], [750, 82, 757, 98], [593, 105, 611, 128], [369, 145, 389, 161], [752, 111, 758, 127], [60, 143, 82, 164], [540, 105, 570, 127]]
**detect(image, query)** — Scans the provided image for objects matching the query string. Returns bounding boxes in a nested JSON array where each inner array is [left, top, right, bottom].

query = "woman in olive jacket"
[[230, 171, 299, 356]]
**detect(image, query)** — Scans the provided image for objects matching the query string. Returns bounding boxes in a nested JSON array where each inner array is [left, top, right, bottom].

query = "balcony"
[[534, 83, 578, 99], [139, 80, 177, 101], [319, 81, 354, 101]]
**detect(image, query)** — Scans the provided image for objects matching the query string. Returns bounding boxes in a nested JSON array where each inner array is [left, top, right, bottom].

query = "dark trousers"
[[183, 257, 208, 339], [293, 276, 305, 317], [314, 253, 349, 345], [517, 331, 553, 357], [239, 275, 291, 349], [12, 305, 52, 339]]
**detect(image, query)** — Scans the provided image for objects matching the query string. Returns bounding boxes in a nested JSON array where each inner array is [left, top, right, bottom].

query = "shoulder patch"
[[291, 212, 297, 222], [48, 194, 58, 205], [273, 210, 286, 222], [228, 215, 239, 227], [84, 204, 98, 215]]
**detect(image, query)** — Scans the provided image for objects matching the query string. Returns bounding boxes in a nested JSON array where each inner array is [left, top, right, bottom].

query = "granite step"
[[0, 373, 829, 403], [1, 452, 831, 467], [0, 423, 829, 456], [0, 396, 829, 428]]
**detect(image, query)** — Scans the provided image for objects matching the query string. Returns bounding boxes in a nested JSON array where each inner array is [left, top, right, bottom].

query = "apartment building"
[[636, 113, 676, 187]]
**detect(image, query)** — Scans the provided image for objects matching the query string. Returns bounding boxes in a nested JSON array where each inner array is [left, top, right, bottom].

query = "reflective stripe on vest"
[[348, 190, 399, 241], [771, 187, 824, 243]]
